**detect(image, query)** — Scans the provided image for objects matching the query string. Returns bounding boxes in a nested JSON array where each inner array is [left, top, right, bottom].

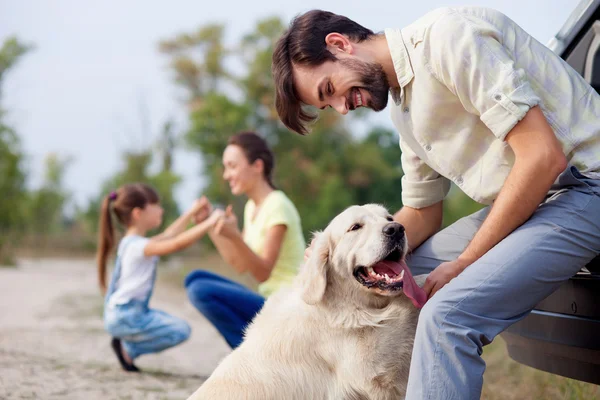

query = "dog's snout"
[[383, 222, 404, 237]]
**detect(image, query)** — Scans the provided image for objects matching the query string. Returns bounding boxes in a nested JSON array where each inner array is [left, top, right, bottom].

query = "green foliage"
[[0, 114, 27, 256], [0, 36, 32, 262], [24, 153, 72, 235], [0, 36, 33, 98]]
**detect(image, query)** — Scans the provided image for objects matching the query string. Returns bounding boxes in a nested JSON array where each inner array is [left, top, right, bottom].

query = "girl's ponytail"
[[97, 192, 116, 293]]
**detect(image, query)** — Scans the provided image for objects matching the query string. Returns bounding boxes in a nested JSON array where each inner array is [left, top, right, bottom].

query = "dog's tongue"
[[372, 260, 427, 309]]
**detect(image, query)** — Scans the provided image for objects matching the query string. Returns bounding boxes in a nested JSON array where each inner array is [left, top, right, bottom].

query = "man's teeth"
[[356, 91, 363, 107]]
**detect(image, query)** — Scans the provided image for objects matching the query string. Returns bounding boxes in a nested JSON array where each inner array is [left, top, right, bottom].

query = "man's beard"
[[339, 58, 390, 111]]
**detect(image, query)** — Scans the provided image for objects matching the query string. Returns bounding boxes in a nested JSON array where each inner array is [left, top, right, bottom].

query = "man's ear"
[[325, 32, 353, 55], [300, 231, 330, 305]]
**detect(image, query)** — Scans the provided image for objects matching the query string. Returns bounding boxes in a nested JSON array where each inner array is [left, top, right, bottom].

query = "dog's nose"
[[383, 222, 405, 237]]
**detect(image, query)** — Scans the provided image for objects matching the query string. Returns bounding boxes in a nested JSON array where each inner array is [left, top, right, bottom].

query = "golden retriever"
[[187, 204, 428, 400]]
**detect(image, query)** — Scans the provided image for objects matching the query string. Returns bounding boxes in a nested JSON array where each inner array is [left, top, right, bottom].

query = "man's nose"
[[331, 96, 348, 115]]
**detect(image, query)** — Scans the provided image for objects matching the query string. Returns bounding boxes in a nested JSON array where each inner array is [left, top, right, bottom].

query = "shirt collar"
[[384, 28, 414, 105]]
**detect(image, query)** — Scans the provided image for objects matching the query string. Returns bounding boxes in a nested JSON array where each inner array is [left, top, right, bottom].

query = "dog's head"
[[300, 204, 426, 308]]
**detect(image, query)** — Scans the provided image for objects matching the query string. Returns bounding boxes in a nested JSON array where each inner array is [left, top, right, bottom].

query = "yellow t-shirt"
[[243, 190, 305, 297]]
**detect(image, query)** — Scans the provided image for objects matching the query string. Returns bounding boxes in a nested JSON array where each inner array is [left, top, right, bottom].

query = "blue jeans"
[[104, 300, 191, 360], [404, 167, 600, 399], [185, 270, 265, 349]]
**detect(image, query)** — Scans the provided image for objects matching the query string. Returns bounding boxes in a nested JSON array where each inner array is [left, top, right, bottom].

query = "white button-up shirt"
[[387, 6, 600, 208]]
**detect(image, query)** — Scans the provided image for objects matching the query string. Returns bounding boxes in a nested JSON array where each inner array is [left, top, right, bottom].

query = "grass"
[[481, 338, 600, 399]]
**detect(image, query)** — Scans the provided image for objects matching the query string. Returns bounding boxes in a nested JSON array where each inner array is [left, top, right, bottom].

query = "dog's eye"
[[349, 224, 362, 232], [386, 216, 394, 222]]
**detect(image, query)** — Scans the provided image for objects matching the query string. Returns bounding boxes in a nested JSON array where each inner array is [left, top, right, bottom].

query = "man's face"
[[292, 57, 390, 116]]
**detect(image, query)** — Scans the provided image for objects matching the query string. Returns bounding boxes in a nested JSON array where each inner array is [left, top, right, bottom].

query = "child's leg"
[[185, 274, 264, 348], [121, 310, 191, 360]]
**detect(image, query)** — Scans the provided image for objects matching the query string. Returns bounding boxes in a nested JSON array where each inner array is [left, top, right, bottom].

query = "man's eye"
[[349, 224, 362, 231]]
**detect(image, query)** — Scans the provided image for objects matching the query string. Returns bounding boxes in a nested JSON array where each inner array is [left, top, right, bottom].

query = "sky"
[[1, 0, 577, 211]]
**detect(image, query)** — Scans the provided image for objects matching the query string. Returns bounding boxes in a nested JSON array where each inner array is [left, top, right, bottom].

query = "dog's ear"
[[300, 231, 330, 305]]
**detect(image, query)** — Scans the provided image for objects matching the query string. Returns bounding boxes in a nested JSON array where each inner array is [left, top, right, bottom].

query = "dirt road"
[[0, 258, 231, 400]]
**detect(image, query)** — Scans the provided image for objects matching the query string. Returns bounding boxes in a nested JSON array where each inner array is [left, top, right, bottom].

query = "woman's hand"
[[213, 205, 240, 239], [206, 208, 225, 225]]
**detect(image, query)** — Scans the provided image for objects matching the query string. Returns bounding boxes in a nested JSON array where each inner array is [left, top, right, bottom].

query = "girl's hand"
[[191, 197, 212, 224], [214, 205, 240, 239]]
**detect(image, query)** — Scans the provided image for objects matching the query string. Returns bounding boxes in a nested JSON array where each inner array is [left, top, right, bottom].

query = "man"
[[272, 6, 600, 400]]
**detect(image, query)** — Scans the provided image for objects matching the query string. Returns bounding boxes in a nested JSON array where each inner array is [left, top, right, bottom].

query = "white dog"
[[188, 204, 428, 400]]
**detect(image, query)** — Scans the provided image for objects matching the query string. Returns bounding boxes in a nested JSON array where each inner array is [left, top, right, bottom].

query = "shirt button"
[[425, 144, 432, 151], [403, 107, 409, 113], [457, 177, 464, 185], [494, 94, 502, 101]]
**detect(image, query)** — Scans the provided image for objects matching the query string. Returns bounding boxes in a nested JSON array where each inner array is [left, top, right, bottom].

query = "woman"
[[184, 131, 305, 348]]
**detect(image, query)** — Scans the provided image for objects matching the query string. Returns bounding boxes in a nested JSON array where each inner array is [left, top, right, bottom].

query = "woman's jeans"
[[185, 270, 264, 349]]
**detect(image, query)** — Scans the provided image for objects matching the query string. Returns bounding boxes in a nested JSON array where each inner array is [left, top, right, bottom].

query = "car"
[[500, 0, 600, 385]]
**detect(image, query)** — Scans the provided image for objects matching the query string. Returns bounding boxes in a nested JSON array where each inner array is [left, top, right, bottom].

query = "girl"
[[185, 131, 305, 349], [97, 183, 222, 372]]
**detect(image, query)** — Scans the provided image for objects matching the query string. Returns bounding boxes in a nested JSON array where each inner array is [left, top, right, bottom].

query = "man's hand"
[[423, 258, 471, 299]]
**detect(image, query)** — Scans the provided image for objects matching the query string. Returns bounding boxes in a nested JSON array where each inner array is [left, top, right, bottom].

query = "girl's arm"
[[212, 209, 286, 282], [153, 197, 211, 241], [144, 209, 223, 257]]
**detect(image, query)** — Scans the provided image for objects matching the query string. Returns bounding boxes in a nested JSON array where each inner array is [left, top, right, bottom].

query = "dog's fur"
[[188, 204, 426, 400]]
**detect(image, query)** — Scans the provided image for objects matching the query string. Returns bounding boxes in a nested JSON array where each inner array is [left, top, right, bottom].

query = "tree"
[[0, 37, 32, 263], [25, 153, 72, 235]]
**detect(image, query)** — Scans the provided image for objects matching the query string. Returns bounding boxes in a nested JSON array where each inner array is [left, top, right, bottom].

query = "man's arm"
[[458, 106, 567, 265], [394, 201, 444, 251], [424, 106, 567, 297]]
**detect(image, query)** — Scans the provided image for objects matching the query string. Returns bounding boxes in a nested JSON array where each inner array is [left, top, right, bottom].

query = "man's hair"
[[272, 10, 374, 135]]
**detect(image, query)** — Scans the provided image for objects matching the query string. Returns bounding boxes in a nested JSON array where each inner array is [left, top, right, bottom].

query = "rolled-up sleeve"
[[425, 10, 541, 141], [400, 135, 451, 208]]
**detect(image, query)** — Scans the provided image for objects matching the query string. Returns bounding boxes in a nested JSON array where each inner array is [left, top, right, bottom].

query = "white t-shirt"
[[107, 235, 158, 308]]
